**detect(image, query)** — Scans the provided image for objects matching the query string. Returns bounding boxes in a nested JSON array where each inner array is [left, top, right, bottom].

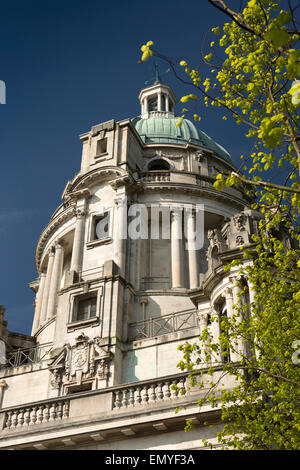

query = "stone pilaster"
[[113, 191, 127, 277]]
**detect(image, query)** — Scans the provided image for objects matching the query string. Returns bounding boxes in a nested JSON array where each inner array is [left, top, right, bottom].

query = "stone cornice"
[[136, 180, 248, 210], [35, 205, 76, 272], [67, 166, 132, 193]]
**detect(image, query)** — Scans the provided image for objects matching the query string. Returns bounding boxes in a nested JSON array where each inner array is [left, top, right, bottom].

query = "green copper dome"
[[131, 115, 234, 165]]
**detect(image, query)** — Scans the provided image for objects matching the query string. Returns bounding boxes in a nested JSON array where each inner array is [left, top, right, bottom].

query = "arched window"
[[148, 97, 158, 112], [148, 159, 170, 171]]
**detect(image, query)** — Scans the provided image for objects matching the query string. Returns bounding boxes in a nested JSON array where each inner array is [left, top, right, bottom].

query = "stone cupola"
[[138, 67, 177, 119]]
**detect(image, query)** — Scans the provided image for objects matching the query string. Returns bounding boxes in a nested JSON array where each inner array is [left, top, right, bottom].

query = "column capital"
[[75, 208, 86, 219], [54, 240, 64, 250], [224, 286, 233, 298], [197, 311, 209, 328], [47, 246, 55, 257], [0, 380, 7, 389], [171, 208, 182, 220], [114, 195, 127, 207]]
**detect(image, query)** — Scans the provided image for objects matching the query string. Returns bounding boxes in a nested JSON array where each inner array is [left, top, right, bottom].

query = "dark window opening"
[[148, 97, 158, 112], [96, 138, 107, 155], [67, 382, 93, 394], [148, 159, 170, 171]]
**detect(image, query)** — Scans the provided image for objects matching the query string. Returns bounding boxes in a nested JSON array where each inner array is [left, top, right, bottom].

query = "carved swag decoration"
[[48, 333, 112, 392]]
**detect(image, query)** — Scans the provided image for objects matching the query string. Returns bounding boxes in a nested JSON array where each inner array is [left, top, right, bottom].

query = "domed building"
[[0, 79, 259, 450]]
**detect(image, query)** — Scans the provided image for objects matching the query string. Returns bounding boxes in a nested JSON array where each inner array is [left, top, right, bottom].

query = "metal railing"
[[128, 308, 198, 341], [3, 343, 53, 369]]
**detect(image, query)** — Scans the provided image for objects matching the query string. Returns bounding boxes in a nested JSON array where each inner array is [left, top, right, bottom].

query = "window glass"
[[77, 297, 97, 321]]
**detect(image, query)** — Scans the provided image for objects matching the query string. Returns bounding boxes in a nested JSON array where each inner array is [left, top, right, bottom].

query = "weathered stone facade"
[[0, 81, 260, 450]]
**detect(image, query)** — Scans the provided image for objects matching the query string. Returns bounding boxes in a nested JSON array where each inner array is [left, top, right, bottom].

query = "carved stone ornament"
[[233, 213, 247, 231], [48, 334, 113, 391], [236, 235, 244, 246], [197, 311, 209, 328]]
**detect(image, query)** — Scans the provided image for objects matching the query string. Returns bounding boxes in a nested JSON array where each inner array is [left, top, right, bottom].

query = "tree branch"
[[231, 171, 300, 193]]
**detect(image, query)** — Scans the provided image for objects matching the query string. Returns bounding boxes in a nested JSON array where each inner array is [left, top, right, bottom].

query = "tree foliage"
[[140, 0, 300, 450]]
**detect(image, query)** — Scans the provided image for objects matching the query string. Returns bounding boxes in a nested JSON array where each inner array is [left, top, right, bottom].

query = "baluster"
[[149, 384, 156, 402], [157, 383, 163, 401], [113, 391, 121, 409], [163, 381, 171, 400], [57, 402, 63, 419], [179, 377, 186, 396], [134, 387, 141, 406], [37, 405, 44, 424], [121, 389, 128, 408], [5, 411, 12, 429], [29, 406, 37, 425], [170, 380, 178, 399], [49, 403, 57, 421], [141, 385, 149, 404], [43, 404, 50, 422], [63, 401, 70, 418], [128, 388, 135, 406], [17, 409, 24, 427], [11, 411, 18, 428]]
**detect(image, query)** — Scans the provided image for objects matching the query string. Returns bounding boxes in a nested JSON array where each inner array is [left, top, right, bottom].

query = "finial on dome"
[[145, 62, 170, 86]]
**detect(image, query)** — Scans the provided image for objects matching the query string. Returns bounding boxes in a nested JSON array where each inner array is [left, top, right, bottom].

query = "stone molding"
[[35, 205, 76, 272]]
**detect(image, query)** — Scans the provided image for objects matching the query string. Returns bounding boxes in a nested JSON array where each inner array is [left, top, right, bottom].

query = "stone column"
[[186, 210, 198, 289], [32, 272, 46, 334], [158, 92, 162, 111], [144, 98, 148, 113], [171, 210, 183, 288], [166, 95, 169, 112], [226, 282, 244, 361], [0, 380, 7, 409], [197, 308, 210, 364], [114, 194, 127, 277], [46, 241, 64, 320], [70, 208, 86, 275], [40, 247, 55, 324], [246, 275, 260, 359]]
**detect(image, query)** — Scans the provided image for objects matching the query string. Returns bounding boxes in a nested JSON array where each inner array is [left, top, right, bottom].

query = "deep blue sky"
[[0, 0, 249, 335]]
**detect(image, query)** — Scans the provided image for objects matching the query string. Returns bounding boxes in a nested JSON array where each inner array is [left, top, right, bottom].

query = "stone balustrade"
[[3, 400, 70, 429], [112, 375, 187, 410], [141, 171, 170, 182]]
